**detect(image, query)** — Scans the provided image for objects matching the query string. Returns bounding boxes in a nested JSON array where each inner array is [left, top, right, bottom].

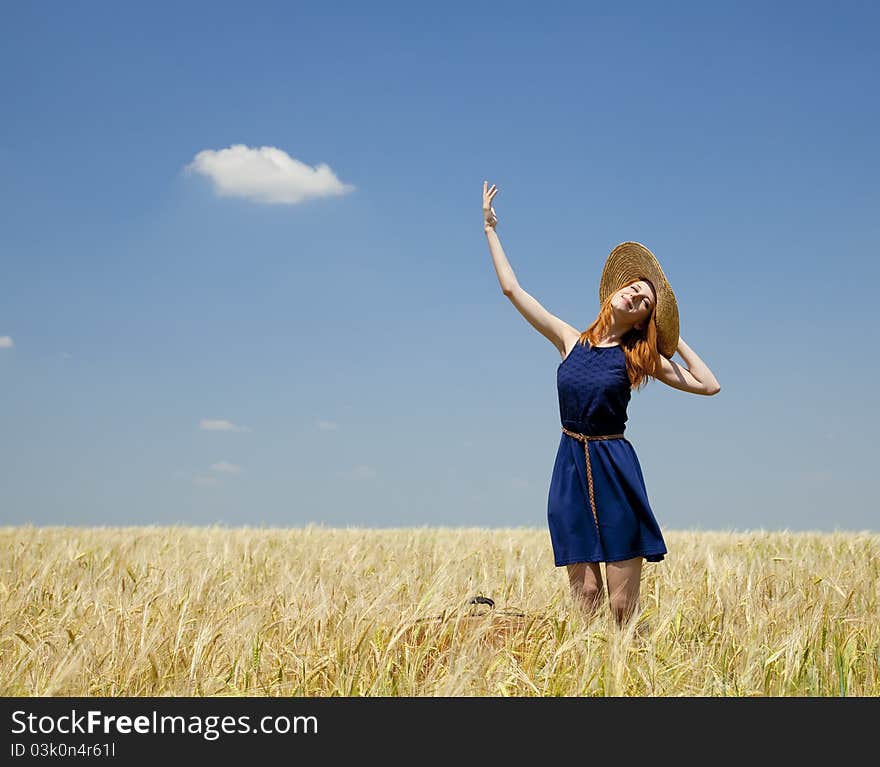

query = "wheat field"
[[1, 525, 878, 696]]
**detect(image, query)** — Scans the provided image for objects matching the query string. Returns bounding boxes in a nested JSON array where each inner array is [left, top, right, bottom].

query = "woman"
[[482, 181, 721, 627]]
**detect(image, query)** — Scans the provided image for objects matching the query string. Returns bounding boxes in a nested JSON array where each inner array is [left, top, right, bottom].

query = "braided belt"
[[561, 427, 626, 532]]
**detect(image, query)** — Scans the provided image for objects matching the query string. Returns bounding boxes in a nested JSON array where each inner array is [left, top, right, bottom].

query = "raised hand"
[[482, 180, 499, 230]]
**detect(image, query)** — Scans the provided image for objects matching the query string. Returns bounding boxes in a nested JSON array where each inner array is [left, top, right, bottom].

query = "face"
[[612, 279, 656, 328]]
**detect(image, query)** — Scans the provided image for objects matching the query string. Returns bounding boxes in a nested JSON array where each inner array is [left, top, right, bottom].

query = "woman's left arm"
[[654, 337, 721, 395]]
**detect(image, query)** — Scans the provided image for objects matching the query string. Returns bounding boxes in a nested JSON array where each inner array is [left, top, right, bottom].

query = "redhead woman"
[[482, 181, 721, 627]]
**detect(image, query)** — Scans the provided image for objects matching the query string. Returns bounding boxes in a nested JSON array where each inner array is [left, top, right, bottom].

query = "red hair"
[[574, 278, 661, 391]]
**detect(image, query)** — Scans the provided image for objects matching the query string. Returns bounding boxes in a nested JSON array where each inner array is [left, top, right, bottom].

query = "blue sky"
[[1, 1, 878, 533]]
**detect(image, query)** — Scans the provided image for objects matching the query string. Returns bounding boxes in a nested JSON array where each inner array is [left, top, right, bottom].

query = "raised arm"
[[655, 337, 722, 395], [483, 181, 578, 357]]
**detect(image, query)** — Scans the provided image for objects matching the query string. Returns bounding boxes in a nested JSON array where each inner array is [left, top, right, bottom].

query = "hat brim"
[[599, 241, 679, 359]]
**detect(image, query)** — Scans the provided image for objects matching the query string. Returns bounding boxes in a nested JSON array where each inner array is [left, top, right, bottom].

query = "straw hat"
[[599, 241, 680, 359]]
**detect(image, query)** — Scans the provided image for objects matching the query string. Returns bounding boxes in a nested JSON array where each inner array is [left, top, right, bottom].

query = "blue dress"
[[547, 340, 667, 566]]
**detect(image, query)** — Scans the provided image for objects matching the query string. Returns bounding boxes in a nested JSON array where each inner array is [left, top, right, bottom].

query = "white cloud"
[[211, 461, 242, 474], [0, 336, 14, 348], [184, 144, 355, 205], [317, 420, 340, 431], [199, 419, 251, 432], [193, 475, 219, 487], [60, 351, 73, 360]]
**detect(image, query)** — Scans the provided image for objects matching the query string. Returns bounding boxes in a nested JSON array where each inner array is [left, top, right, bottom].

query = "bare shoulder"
[[559, 328, 584, 360]]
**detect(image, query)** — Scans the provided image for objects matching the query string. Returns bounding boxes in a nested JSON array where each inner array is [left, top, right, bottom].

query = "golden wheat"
[[1, 525, 877, 696]]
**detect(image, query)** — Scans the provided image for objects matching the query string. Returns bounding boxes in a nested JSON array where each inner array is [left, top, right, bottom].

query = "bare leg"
[[605, 557, 643, 627], [566, 561, 604, 617]]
